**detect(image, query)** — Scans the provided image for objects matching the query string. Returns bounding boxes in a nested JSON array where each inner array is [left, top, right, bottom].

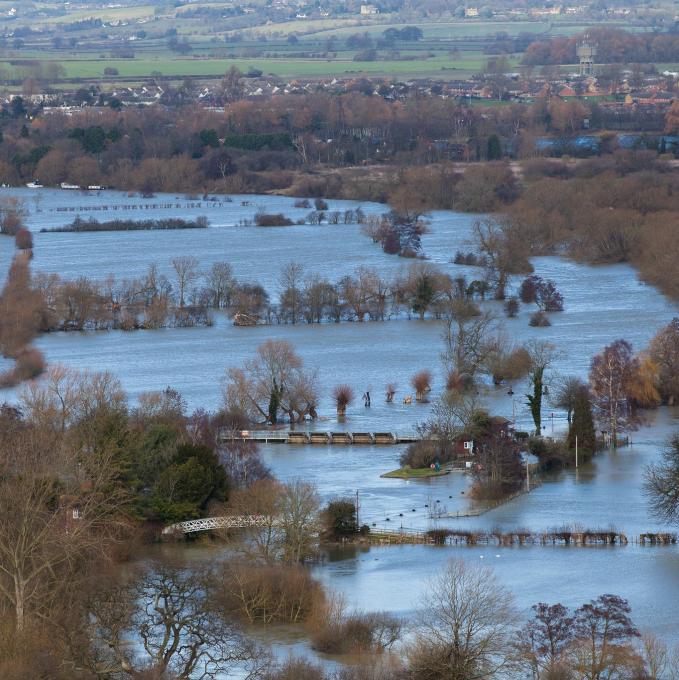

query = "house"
[[360, 4, 379, 15], [452, 436, 476, 457], [465, 7, 479, 17], [530, 6, 562, 16]]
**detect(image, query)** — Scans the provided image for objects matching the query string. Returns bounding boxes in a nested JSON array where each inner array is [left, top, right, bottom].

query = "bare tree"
[[279, 262, 304, 324], [473, 217, 532, 300], [0, 427, 129, 633], [570, 594, 640, 680], [589, 339, 638, 446], [408, 559, 516, 680], [525, 341, 559, 436], [223, 340, 318, 424], [648, 318, 679, 405], [636, 633, 673, 680], [171, 255, 199, 308], [279, 480, 319, 564], [20, 364, 81, 436], [83, 563, 264, 679], [206, 261, 235, 309], [442, 299, 496, 385], [513, 603, 575, 679], [228, 478, 284, 564], [644, 434, 679, 525], [552, 376, 587, 424]]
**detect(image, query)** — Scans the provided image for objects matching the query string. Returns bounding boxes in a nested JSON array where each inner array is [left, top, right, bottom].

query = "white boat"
[[87, 185, 103, 191], [60, 182, 81, 190], [26, 180, 43, 188]]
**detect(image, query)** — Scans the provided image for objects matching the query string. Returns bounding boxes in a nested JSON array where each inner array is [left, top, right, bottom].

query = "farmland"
[[0, 3, 650, 86]]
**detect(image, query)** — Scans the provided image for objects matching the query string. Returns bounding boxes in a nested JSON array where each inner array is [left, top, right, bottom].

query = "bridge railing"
[[218, 428, 421, 443], [162, 515, 271, 535]]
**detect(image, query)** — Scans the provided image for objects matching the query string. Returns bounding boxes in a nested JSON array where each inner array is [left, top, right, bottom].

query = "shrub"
[[314, 198, 329, 210], [446, 370, 474, 393], [254, 212, 294, 227], [0, 347, 45, 387], [504, 296, 519, 317], [264, 659, 325, 680], [399, 441, 445, 469], [14, 228, 32, 250], [332, 384, 354, 416], [453, 250, 482, 265], [520, 276, 563, 312], [519, 275, 540, 304], [411, 370, 432, 401], [382, 227, 401, 254], [529, 311, 551, 327], [426, 528, 453, 544], [294, 198, 310, 208], [529, 438, 569, 470], [216, 563, 325, 624], [311, 611, 401, 655], [321, 499, 358, 538]]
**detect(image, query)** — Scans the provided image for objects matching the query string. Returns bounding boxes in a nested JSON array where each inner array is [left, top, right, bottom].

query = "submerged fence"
[[367, 527, 678, 547]]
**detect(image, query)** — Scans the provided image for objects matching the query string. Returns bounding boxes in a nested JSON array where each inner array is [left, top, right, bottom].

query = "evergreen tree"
[[526, 364, 544, 436], [567, 388, 596, 456], [268, 378, 283, 424], [487, 134, 502, 160], [412, 274, 435, 319]]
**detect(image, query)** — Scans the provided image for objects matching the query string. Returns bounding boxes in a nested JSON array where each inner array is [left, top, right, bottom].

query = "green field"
[[381, 467, 451, 479], [29, 3, 156, 24], [0, 8, 659, 87], [1, 51, 505, 80]]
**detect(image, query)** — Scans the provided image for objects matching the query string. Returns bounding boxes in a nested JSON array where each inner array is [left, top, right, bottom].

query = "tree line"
[[524, 27, 679, 65], [0, 85, 664, 197]]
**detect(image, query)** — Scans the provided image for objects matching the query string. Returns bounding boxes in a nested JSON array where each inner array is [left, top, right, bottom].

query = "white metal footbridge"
[[162, 515, 272, 535]]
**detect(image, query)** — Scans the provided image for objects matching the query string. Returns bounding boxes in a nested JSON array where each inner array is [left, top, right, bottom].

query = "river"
[[1, 188, 679, 649]]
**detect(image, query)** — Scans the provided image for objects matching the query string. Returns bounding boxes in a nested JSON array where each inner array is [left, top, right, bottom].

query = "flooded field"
[[2, 187, 679, 644]]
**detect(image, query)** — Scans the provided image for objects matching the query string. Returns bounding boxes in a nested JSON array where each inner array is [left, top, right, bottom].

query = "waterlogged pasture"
[[2, 188, 679, 642]]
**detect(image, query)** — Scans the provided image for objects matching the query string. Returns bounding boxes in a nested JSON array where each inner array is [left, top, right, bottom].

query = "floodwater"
[[2, 188, 679, 645]]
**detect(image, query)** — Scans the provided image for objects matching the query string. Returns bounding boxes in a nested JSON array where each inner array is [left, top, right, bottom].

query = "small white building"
[[464, 7, 479, 17], [360, 4, 379, 15]]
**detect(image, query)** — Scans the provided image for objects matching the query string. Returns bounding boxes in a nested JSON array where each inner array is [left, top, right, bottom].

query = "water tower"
[[577, 37, 597, 76]]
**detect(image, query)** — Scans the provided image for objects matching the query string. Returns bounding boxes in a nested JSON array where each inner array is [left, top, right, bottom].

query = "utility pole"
[[355, 489, 360, 529], [575, 435, 578, 469], [526, 459, 530, 492]]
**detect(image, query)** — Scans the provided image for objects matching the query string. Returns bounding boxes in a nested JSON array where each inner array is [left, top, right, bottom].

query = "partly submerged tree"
[[567, 386, 597, 458], [589, 339, 639, 447], [525, 341, 559, 436], [223, 340, 318, 424], [645, 434, 679, 525], [408, 560, 516, 680]]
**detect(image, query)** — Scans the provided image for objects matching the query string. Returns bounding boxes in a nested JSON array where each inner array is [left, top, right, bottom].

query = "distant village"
[[7, 67, 674, 136]]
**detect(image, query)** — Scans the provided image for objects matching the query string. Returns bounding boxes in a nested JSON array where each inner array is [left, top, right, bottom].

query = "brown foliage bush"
[[400, 441, 449, 469], [411, 370, 432, 400], [215, 562, 325, 625], [255, 212, 295, 227], [310, 610, 401, 655], [332, 384, 354, 413], [14, 228, 32, 250]]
